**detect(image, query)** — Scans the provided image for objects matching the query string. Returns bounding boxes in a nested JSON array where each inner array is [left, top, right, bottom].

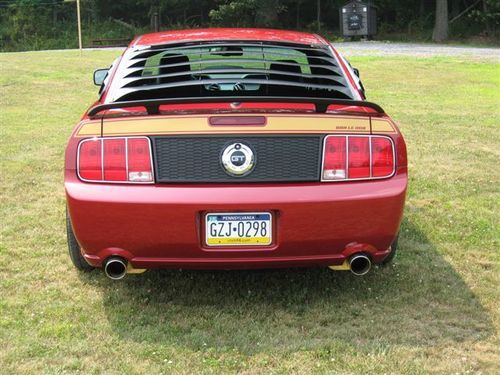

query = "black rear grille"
[[153, 135, 323, 183]]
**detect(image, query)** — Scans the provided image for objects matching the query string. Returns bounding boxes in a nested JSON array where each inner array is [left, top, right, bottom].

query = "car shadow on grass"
[[85, 218, 494, 354]]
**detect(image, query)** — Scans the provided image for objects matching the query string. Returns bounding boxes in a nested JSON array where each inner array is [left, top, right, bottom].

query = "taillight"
[[78, 137, 153, 183], [78, 139, 102, 180], [127, 138, 153, 182], [371, 137, 394, 177], [322, 135, 395, 181], [323, 136, 346, 180], [348, 136, 370, 179], [103, 138, 126, 181]]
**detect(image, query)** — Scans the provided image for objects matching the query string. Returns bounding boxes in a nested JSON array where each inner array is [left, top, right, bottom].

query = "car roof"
[[132, 28, 328, 47]]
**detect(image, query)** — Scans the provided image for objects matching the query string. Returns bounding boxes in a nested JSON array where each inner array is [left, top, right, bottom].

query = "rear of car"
[[65, 29, 407, 279]]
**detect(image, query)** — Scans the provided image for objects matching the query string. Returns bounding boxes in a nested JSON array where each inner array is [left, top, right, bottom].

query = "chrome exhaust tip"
[[349, 254, 372, 276], [103, 257, 127, 280]]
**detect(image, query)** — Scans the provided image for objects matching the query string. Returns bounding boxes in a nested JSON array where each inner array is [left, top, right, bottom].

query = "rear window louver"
[[109, 41, 354, 102]]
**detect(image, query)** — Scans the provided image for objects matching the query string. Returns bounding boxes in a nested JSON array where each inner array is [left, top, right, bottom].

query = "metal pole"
[[76, 0, 82, 51]]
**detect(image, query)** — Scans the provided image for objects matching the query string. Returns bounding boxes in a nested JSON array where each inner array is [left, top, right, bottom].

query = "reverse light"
[[323, 136, 346, 180], [322, 135, 395, 181], [127, 138, 153, 182], [78, 137, 153, 183]]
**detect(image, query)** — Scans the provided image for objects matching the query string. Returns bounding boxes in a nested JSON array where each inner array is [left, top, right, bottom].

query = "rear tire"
[[66, 210, 94, 272], [381, 233, 399, 266]]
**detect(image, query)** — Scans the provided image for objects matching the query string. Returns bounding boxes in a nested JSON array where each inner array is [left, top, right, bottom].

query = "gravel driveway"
[[335, 41, 499, 60], [13, 41, 499, 61]]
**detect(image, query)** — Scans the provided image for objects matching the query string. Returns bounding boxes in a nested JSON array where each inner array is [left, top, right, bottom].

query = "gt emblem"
[[221, 143, 255, 176]]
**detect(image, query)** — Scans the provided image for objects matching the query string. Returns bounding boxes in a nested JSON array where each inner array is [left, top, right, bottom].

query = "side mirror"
[[93, 69, 109, 86], [353, 68, 360, 78]]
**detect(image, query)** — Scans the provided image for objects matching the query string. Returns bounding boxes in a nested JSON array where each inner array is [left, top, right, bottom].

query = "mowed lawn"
[[0, 50, 498, 374]]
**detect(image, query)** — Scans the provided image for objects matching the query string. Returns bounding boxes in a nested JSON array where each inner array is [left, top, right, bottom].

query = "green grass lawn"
[[0, 50, 499, 374]]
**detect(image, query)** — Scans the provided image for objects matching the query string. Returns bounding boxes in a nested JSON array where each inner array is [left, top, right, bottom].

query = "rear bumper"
[[66, 171, 407, 269]]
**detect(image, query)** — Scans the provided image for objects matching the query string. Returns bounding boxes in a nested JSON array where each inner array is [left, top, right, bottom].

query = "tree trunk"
[[296, 0, 301, 29], [419, 0, 426, 20], [149, 5, 155, 30], [90, 0, 99, 24], [432, 0, 449, 42], [317, 0, 321, 31], [451, 0, 461, 18], [52, 0, 57, 27], [483, 0, 494, 36]]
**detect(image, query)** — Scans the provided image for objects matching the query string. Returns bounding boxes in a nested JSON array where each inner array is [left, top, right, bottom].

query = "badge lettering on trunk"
[[221, 143, 255, 176]]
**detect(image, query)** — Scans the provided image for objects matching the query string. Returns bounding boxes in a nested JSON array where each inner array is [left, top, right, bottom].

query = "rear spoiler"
[[87, 96, 385, 118]]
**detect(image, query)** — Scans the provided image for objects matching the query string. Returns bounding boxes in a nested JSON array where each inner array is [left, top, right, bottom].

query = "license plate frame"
[[205, 212, 273, 247]]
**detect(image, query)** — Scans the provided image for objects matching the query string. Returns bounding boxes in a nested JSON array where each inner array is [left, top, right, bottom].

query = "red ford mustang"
[[65, 28, 407, 280]]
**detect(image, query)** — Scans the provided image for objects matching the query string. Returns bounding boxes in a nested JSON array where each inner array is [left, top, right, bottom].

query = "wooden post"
[[153, 12, 159, 32], [76, 0, 82, 51]]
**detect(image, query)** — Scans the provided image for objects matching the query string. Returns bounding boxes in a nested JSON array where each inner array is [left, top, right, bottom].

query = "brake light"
[[78, 137, 153, 183], [322, 135, 395, 181], [103, 138, 126, 181], [371, 137, 394, 177], [78, 139, 102, 180], [348, 136, 370, 178]]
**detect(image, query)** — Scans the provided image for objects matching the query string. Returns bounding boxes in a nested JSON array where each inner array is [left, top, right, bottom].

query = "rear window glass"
[[109, 42, 353, 102], [141, 46, 312, 76]]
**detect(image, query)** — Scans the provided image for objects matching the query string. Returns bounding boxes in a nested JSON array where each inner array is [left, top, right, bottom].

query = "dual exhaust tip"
[[104, 257, 127, 280], [349, 254, 372, 276], [103, 253, 372, 280]]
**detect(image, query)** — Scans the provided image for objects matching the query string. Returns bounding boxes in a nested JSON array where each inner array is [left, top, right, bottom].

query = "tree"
[[209, 0, 284, 27], [255, 0, 282, 27], [470, 0, 500, 37], [432, 0, 448, 42]]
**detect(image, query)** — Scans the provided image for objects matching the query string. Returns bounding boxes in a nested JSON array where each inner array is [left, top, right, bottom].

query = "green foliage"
[[0, 0, 498, 51], [209, 0, 286, 27], [209, 0, 259, 26], [469, 0, 500, 35]]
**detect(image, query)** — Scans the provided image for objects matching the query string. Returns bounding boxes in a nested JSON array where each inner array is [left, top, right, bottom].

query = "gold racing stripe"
[[372, 118, 396, 132], [76, 114, 396, 137]]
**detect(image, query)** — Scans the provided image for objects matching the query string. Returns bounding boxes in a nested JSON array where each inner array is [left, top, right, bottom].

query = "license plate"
[[205, 212, 272, 246]]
